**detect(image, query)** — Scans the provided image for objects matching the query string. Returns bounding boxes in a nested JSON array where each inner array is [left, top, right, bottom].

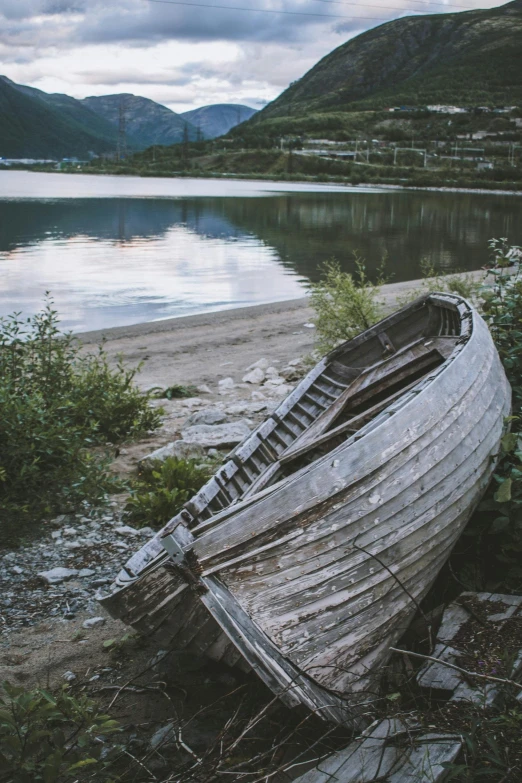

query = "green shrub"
[[0, 681, 119, 782], [310, 256, 386, 354], [125, 456, 211, 529], [458, 239, 522, 591], [0, 299, 161, 541], [151, 383, 200, 400]]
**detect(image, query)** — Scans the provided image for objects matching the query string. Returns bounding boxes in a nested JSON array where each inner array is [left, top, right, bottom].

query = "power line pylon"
[[117, 98, 127, 161]]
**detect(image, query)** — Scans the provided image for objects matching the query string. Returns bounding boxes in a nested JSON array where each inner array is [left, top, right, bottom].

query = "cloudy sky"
[[0, 0, 507, 113]]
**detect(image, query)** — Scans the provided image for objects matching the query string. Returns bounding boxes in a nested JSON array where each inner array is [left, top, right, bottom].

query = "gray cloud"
[[0, 0, 503, 112]]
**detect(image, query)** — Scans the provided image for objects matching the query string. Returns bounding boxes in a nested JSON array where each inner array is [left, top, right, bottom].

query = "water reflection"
[[0, 186, 520, 331]]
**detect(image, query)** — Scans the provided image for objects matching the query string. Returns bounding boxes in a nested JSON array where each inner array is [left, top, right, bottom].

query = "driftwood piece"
[[293, 719, 461, 782], [417, 592, 522, 705]]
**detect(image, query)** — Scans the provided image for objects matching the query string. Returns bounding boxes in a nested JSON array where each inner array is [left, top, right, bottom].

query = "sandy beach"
[[78, 276, 460, 390]]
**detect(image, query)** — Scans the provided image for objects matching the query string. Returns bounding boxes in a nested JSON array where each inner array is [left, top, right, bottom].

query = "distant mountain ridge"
[[0, 75, 257, 158], [180, 104, 257, 139], [0, 76, 120, 159], [82, 94, 198, 148], [247, 0, 522, 130]]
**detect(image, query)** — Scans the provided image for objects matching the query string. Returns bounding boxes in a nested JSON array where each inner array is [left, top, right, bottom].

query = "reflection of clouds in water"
[[0, 227, 305, 332]]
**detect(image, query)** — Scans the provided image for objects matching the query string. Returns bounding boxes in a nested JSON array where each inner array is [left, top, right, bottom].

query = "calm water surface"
[[0, 171, 520, 331]]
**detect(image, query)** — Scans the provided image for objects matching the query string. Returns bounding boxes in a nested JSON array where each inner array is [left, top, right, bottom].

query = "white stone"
[[264, 377, 285, 387], [242, 367, 265, 384], [82, 616, 106, 629], [288, 357, 303, 366], [38, 567, 79, 585], [196, 384, 212, 394], [63, 541, 81, 550], [78, 568, 95, 577], [149, 722, 176, 750], [245, 358, 270, 371], [63, 671, 76, 682], [115, 525, 140, 537], [11, 566, 23, 575], [63, 527, 78, 536], [51, 531, 62, 540], [179, 397, 204, 408], [184, 408, 227, 427], [265, 366, 280, 378], [218, 377, 235, 391], [182, 420, 251, 448], [138, 440, 205, 469], [265, 383, 293, 398], [303, 322, 316, 328], [251, 391, 266, 401]]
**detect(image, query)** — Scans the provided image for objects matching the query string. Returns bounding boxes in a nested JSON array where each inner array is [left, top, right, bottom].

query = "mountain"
[[248, 0, 522, 127], [180, 104, 257, 138], [82, 94, 198, 148], [0, 76, 120, 159]]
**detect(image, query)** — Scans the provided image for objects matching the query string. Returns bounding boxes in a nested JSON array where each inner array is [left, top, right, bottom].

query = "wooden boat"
[[100, 293, 510, 724]]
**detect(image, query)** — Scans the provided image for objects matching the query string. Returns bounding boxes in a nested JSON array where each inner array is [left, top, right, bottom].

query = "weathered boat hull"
[[100, 294, 510, 723]]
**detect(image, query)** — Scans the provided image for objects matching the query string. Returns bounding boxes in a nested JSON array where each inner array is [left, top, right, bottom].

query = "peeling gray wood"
[[292, 719, 462, 782], [99, 294, 511, 723]]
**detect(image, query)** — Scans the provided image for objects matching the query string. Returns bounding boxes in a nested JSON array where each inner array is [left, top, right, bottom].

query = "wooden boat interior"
[[182, 294, 464, 531], [115, 293, 468, 583]]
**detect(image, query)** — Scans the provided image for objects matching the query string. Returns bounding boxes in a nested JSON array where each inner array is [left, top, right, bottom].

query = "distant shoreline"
[[5, 166, 522, 197]]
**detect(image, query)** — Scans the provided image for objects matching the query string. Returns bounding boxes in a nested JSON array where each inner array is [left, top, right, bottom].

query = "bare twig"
[[390, 647, 522, 690]]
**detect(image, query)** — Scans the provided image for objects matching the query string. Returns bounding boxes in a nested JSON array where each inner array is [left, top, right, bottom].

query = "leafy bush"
[[0, 681, 119, 782], [151, 383, 200, 400], [310, 256, 386, 354], [125, 457, 211, 529], [0, 299, 161, 541]]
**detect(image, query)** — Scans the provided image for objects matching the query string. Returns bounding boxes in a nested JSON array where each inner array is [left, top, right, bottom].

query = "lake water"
[[0, 170, 520, 332]]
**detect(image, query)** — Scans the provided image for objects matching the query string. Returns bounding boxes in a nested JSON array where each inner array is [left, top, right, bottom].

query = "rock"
[[51, 531, 62, 540], [288, 357, 303, 366], [179, 397, 204, 408], [265, 366, 280, 379], [91, 578, 111, 588], [182, 420, 251, 448], [264, 377, 285, 387], [139, 440, 205, 469], [63, 541, 82, 550], [303, 322, 315, 328], [251, 391, 266, 401], [82, 616, 106, 629], [264, 383, 293, 398], [149, 722, 176, 750], [245, 358, 269, 371], [242, 367, 265, 384], [11, 566, 23, 575], [218, 377, 235, 392], [63, 671, 76, 682], [63, 527, 78, 536], [38, 567, 79, 585], [78, 568, 95, 577], [226, 402, 268, 415], [115, 525, 140, 537], [184, 408, 227, 427], [196, 384, 212, 394], [139, 526, 155, 536]]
